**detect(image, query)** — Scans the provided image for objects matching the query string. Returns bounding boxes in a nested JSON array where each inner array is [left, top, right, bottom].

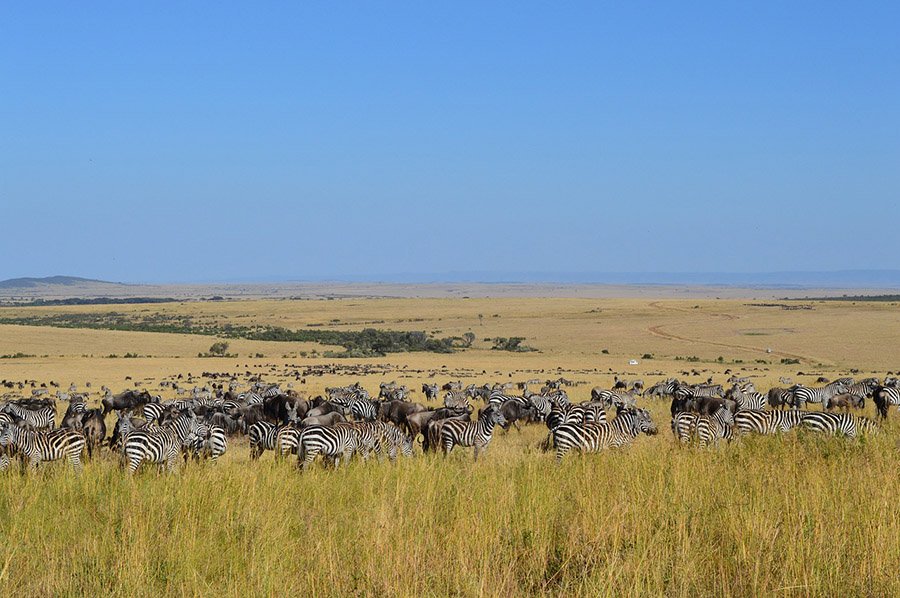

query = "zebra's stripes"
[[297, 424, 359, 469], [552, 408, 656, 461], [248, 421, 280, 459], [185, 425, 227, 462], [734, 409, 804, 435], [1, 403, 56, 430], [791, 382, 848, 408], [800, 412, 877, 438], [671, 408, 734, 447], [0, 425, 85, 471], [123, 428, 180, 473], [440, 406, 506, 460]]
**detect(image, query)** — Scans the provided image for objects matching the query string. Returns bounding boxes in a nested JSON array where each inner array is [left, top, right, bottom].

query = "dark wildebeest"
[[81, 409, 106, 458], [825, 393, 864, 413], [263, 394, 306, 424], [498, 401, 537, 432], [406, 407, 470, 442], [767, 387, 793, 410], [378, 400, 427, 429], [873, 386, 899, 419], [305, 401, 344, 419], [102, 389, 157, 415], [300, 412, 346, 427]]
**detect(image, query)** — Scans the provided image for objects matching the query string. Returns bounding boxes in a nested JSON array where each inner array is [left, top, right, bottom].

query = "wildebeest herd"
[[0, 373, 898, 473]]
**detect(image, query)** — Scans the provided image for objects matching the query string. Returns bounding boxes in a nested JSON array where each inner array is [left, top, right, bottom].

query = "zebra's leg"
[[128, 456, 142, 475]]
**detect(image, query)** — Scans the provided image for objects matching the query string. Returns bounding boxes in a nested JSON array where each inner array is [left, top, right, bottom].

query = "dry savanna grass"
[[0, 296, 898, 596]]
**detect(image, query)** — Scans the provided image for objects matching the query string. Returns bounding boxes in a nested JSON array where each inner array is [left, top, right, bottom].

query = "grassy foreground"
[[1, 414, 898, 597]]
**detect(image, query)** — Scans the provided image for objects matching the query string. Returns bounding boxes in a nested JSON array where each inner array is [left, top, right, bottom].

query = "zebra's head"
[[635, 409, 658, 435]]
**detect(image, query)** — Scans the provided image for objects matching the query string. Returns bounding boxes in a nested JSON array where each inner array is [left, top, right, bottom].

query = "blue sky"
[[2, 2, 898, 283]]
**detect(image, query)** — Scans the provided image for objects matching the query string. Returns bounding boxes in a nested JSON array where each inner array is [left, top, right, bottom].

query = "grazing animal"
[[791, 382, 849, 409], [297, 425, 359, 469], [421, 383, 439, 402], [80, 409, 107, 458], [734, 409, 803, 435], [552, 408, 657, 461], [124, 428, 181, 474], [439, 406, 507, 460], [873, 386, 900, 418], [1, 402, 56, 430], [800, 412, 877, 438], [0, 425, 86, 472]]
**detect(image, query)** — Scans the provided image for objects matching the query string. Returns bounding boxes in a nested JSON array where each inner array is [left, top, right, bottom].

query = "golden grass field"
[[0, 295, 898, 596]]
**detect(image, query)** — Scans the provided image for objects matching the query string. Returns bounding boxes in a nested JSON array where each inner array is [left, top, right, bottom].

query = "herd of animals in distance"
[[1, 369, 898, 473]]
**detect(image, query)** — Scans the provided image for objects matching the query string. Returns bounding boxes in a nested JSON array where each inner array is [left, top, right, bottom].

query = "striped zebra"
[[487, 390, 527, 408], [842, 378, 879, 404], [1, 403, 56, 430], [240, 392, 265, 407], [734, 409, 804, 435], [0, 425, 86, 471], [123, 428, 181, 473], [185, 424, 227, 462], [791, 382, 848, 409], [874, 386, 900, 418], [730, 385, 767, 411], [376, 421, 413, 461], [440, 406, 507, 460], [525, 394, 552, 420], [297, 424, 359, 469], [552, 408, 656, 461], [275, 425, 302, 459], [123, 412, 200, 474], [248, 421, 281, 459], [143, 402, 165, 423], [645, 379, 678, 399], [671, 408, 734, 447], [800, 412, 877, 438]]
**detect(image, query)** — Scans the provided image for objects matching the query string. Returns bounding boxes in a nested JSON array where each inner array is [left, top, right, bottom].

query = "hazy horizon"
[[4, 269, 900, 289]]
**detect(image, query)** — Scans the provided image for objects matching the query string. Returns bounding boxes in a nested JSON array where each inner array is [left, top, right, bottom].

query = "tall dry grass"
[[1, 402, 898, 596]]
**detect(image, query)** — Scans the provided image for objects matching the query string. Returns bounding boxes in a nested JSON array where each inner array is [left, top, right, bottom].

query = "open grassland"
[[0, 296, 898, 596]]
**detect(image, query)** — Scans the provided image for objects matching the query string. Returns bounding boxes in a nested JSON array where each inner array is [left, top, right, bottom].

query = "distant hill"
[[0, 276, 121, 289]]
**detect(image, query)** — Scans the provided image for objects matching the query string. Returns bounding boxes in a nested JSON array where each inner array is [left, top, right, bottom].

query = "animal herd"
[[0, 373, 898, 473]]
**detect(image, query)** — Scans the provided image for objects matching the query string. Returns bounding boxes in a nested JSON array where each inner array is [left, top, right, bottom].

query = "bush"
[[490, 337, 537, 352]]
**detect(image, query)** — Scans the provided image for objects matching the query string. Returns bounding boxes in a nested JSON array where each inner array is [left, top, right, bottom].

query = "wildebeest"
[[300, 412, 347, 427], [80, 409, 106, 458], [498, 400, 537, 432], [102, 389, 158, 415]]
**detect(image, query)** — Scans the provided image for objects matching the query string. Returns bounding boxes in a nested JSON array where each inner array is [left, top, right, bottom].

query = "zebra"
[[734, 409, 804, 435], [248, 421, 281, 459], [440, 406, 507, 460], [800, 412, 877, 438], [671, 408, 734, 447], [730, 385, 767, 411], [375, 421, 413, 461], [552, 408, 656, 461], [185, 424, 227, 462], [0, 425, 86, 471], [444, 391, 471, 410], [143, 402, 165, 424], [526, 394, 552, 420], [1, 402, 56, 430], [123, 428, 181, 473], [240, 392, 265, 407], [297, 424, 359, 469], [346, 398, 377, 422], [791, 382, 849, 409], [844, 378, 880, 402], [645, 379, 678, 399], [487, 390, 526, 408], [275, 425, 302, 459], [874, 386, 900, 418]]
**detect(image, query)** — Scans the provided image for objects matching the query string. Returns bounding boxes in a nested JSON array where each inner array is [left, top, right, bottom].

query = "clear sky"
[[2, 2, 898, 283]]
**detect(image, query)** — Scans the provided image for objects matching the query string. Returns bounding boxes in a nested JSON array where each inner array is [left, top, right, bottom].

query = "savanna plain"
[[0, 293, 898, 596]]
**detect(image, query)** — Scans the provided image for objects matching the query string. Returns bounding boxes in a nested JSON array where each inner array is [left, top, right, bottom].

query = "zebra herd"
[[0, 372, 896, 474]]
